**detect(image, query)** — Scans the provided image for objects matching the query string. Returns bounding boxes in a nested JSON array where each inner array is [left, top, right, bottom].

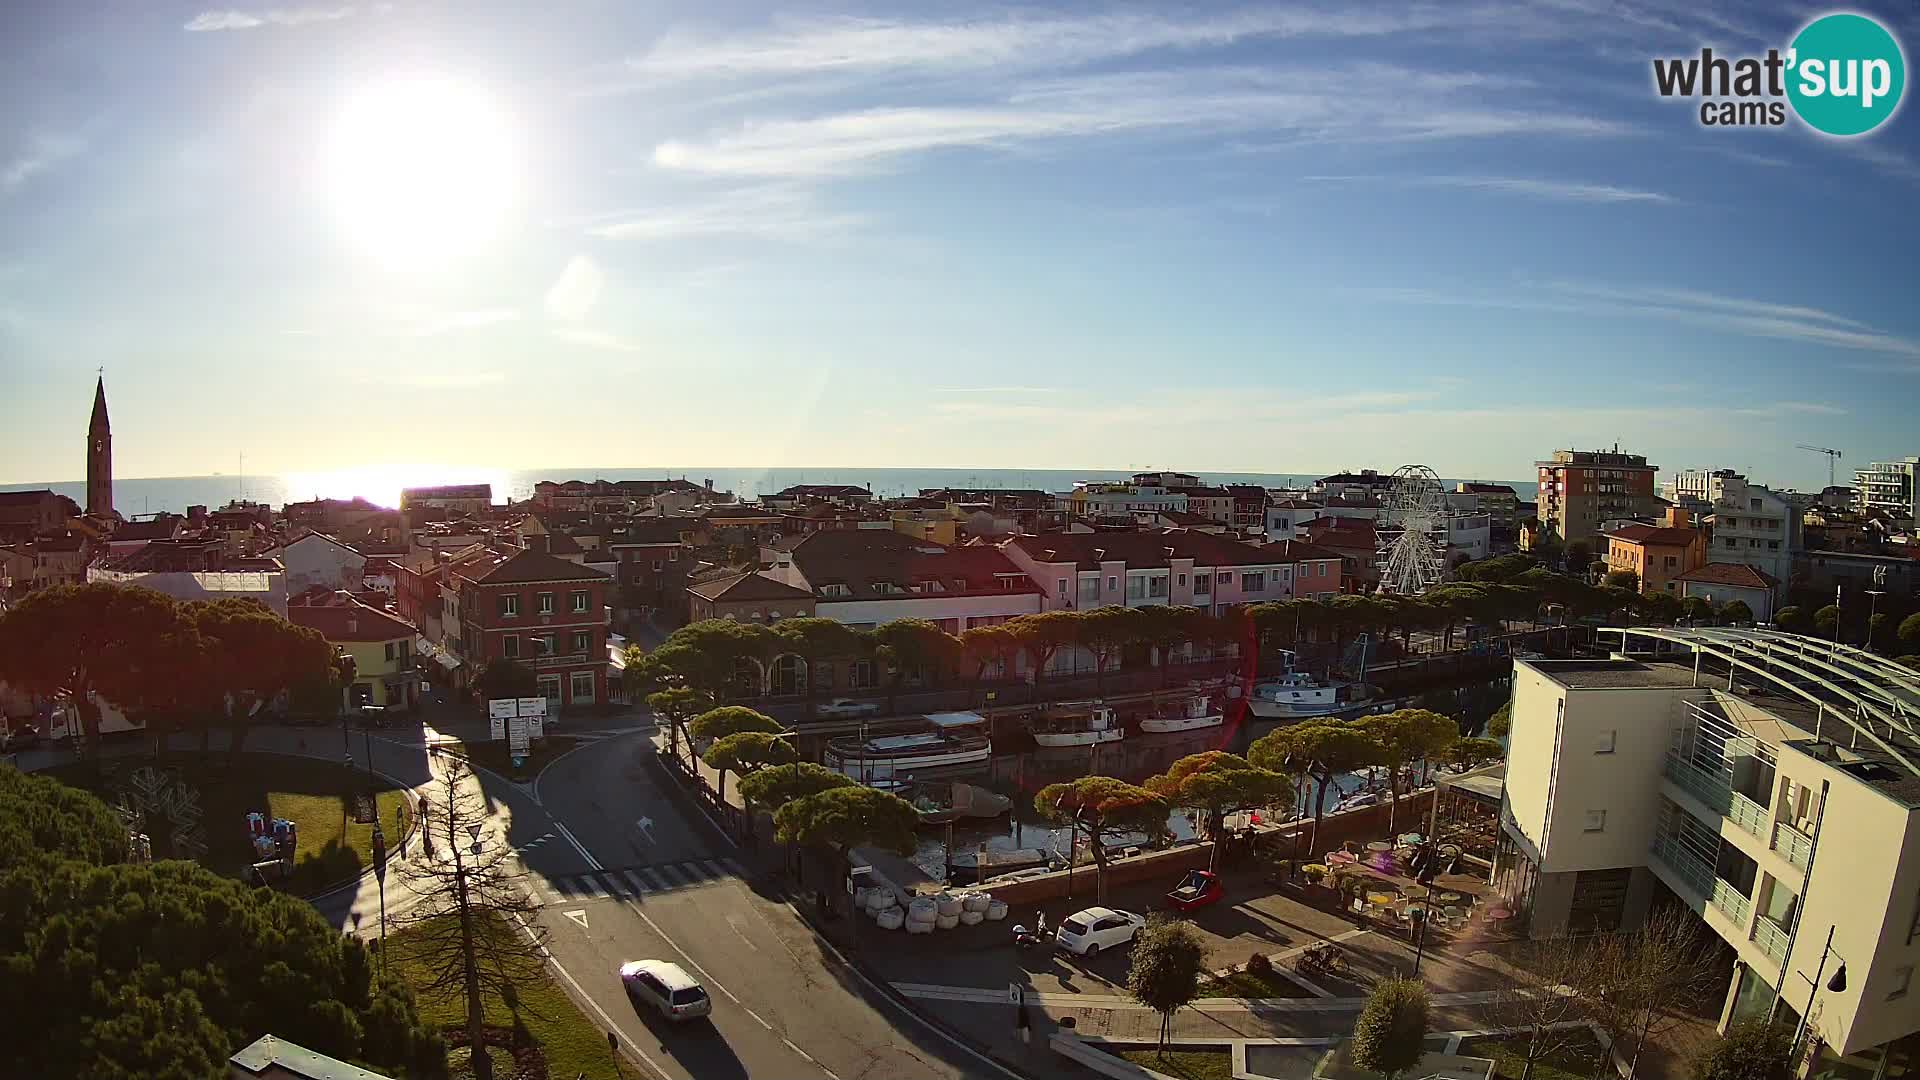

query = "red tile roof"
[[1604, 524, 1699, 547], [687, 572, 816, 604], [1257, 540, 1347, 563], [288, 595, 418, 642], [1007, 529, 1284, 570], [458, 548, 611, 585], [1672, 563, 1778, 589]]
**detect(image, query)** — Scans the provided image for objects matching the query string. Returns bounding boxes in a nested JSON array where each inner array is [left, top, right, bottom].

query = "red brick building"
[[452, 548, 612, 708], [607, 518, 696, 627]]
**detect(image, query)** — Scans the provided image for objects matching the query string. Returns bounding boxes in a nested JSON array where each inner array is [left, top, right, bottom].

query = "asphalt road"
[[533, 730, 1011, 1080]]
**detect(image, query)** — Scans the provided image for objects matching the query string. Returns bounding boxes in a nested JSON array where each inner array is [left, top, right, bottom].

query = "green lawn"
[[1199, 966, 1314, 999], [1459, 1031, 1608, 1080], [47, 752, 409, 897], [388, 914, 622, 1080], [1115, 1048, 1235, 1080]]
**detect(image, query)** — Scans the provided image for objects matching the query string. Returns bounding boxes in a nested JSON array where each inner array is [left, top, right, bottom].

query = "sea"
[[5, 467, 1540, 517]]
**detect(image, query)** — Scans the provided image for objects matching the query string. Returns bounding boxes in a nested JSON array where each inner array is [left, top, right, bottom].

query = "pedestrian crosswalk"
[[530, 858, 748, 905]]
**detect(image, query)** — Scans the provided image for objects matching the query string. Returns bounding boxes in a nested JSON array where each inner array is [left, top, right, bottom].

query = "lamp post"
[[1408, 906, 1428, 978], [1866, 566, 1886, 649], [370, 824, 388, 974], [1790, 926, 1847, 1065]]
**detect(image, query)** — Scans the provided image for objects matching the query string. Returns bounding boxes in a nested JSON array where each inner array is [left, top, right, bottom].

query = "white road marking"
[[563, 909, 589, 930], [621, 869, 650, 895], [508, 912, 672, 1080], [656, 863, 692, 887], [743, 1006, 774, 1030], [783, 1038, 816, 1063], [583, 875, 609, 899], [638, 867, 669, 891], [721, 857, 748, 877], [727, 916, 759, 952]]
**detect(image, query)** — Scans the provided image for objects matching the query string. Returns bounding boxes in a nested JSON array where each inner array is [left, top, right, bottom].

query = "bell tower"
[[87, 374, 113, 518]]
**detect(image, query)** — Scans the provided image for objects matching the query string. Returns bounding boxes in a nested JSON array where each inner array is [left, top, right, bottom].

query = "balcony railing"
[[520, 651, 597, 670], [1651, 835, 1752, 925], [1664, 754, 1769, 837], [1752, 916, 1790, 966], [1770, 821, 1812, 872]]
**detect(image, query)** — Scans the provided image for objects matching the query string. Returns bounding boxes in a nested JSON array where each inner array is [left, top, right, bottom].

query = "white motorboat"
[[1139, 693, 1224, 734], [1029, 701, 1125, 748], [1247, 671, 1355, 719], [824, 711, 991, 781]]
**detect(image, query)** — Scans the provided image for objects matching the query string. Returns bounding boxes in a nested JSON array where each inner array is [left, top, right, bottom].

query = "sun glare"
[[282, 465, 510, 510], [324, 75, 518, 268]]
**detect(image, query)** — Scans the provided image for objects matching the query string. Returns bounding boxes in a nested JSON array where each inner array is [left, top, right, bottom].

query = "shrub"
[[1246, 952, 1274, 978]]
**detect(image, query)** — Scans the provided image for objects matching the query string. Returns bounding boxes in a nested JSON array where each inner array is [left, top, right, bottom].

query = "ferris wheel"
[[1375, 465, 1449, 595]]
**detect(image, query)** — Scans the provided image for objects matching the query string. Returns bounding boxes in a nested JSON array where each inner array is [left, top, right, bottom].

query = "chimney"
[[1666, 505, 1691, 529]]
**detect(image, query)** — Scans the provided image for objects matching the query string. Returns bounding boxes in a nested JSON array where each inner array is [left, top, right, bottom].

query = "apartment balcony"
[[1664, 753, 1770, 837], [1651, 834, 1753, 925], [1751, 914, 1790, 967], [1770, 820, 1812, 872]]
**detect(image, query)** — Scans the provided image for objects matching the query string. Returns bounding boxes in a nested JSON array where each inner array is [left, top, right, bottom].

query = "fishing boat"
[[1247, 670, 1356, 718], [1139, 693, 1224, 734], [1029, 701, 1125, 747], [872, 779, 1013, 825], [823, 711, 991, 781]]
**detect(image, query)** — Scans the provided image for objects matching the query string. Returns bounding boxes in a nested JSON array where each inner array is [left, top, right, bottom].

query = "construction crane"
[[1797, 444, 1843, 488]]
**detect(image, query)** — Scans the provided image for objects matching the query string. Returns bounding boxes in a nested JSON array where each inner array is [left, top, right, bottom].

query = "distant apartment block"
[[1454, 482, 1521, 533], [1496, 633, 1920, 1073], [1538, 448, 1660, 546], [398, 484, 493, 516], [1855, 457, 1918, 524]]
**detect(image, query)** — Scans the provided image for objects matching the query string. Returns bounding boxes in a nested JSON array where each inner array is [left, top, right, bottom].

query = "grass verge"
[[47, 751, 408, 897], [1114, 1047, 1235, 1080], [388, 913, 622, 1080], [1199, 965, 1315, 999], [1459, 1030, 1607, 1080]]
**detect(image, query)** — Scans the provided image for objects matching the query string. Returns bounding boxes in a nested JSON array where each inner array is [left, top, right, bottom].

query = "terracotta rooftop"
[[1605, 524, 1699, 546], [787, 529, 1038, 599], [288, 594, 418, 642], [687, 572, 816, 604], [456, 548, 610, 585], [1672, 563, 1779, 589]]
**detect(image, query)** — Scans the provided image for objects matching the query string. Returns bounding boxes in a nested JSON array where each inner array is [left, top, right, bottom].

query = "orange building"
[[1536, 448, 1660, 546], [1603, 510, 1706, 595]]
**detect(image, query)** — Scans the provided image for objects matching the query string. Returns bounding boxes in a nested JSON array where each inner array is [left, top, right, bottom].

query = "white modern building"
[[1667, 470, 1801, 591], [1497, 630, 1920, 1074], [1856, 457, 1918, 524]]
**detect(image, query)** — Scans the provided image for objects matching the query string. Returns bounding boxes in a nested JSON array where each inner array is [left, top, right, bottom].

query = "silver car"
[[620, 959, 711, 1021]]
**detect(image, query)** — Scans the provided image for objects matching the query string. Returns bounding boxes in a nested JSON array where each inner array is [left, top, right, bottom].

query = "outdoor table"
[[1367, 892, 1396, 907], [1403, 885, 1430, 899], [1365, 841, 1393, 853], [1487, 906, 1513, 921], [1437, 891, 1462, 903], [1438, 844, 1462, 857]]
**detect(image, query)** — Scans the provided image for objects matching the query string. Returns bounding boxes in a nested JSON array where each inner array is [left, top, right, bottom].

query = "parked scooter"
[[1011, 924, 1051, 950]]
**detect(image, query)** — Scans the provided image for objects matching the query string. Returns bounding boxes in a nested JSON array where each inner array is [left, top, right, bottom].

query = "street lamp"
[[1790, 926, 1848, 1063], [1408, 905, 1428, 978]]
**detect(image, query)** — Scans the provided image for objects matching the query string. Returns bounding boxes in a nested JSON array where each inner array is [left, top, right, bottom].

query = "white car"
[[1054, 906, 1147, 956], [816, 698, 882, 718], [620, 959, 712, 1021]]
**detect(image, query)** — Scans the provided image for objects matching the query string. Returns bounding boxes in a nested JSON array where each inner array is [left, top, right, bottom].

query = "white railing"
[[1771, 821, 1812, 872], [1651, 835, 1752, 925], [1752, 916, 1790, 966], [1663, 755, 1768, 837]]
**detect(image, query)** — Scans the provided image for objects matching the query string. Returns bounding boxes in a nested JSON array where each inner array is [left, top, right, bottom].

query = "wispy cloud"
[[543, 256, 603, 321], [582, 186, 865, 240], [552, 327, 643, 354], [1728, 402, 1847, 418], [1304, 174, 1674, 203], [652, 66, 1632, 178], [184, 6, 357, 31], [410, 309, 520, 337], [1361, 280, 1920, 364], [625, 9, 1483, 84], [1, 134, 84, 193]]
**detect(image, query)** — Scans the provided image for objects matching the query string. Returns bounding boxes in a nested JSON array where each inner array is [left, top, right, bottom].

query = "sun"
[[324, 75, 518, 268]]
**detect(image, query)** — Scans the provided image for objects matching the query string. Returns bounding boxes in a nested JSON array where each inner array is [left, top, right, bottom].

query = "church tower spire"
[[87, 374, 113, 518]]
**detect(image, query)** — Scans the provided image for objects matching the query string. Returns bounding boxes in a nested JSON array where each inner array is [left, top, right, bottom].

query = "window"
[[1243, 572, 1265, 593], [384, 642, 397, 661], [652, 561, 663, 573], [1195, 573, 1212, 596], [1750, 498, 1762, 511], [571, 590, 589, 613], [568, 672, 593, 702], [537, 592, 554, 614], [821, 583, 852, 597], [1056, 578, 1068, 595], [1177, 573, 1186, 586], [1107, 576, 1118, 591], [539, 675, 562, 701], [572, 631, 590, 653], [1127, 576, 1145, 600], [669, 549, 680, 562], [1319, 562, 1328, 577], [1768, 540, 1779, 550], [1595, 729, 1616, 754], [1584, 810, 1606, 832], [1219, 571, 1233, 583], [534, 633, 555, 656], [500, 594, 519, 617], [503, 634, 520, 659]]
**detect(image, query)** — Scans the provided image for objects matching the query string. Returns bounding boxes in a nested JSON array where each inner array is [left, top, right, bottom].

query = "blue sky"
[[2, 0, 1917, 491]]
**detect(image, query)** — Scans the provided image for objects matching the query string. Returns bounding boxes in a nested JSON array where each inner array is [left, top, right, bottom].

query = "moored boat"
[[1246, 671, 1355, 718], [1139, 693, 1224, 734], [1029, 701, 1125, 747], [824, 711, 991, 781]]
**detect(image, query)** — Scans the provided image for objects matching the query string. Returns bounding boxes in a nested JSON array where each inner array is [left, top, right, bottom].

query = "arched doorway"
[[771, 653, 808, 696]]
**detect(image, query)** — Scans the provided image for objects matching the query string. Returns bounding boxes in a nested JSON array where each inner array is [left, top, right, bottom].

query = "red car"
[[1166, 869, 1223, 911]]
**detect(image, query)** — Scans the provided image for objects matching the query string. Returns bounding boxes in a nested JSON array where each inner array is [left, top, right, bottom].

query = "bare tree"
[[1584, 906, 1724, 1079], [390, 758, 546, 1080], [1482, 932, 1602, 1080]]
